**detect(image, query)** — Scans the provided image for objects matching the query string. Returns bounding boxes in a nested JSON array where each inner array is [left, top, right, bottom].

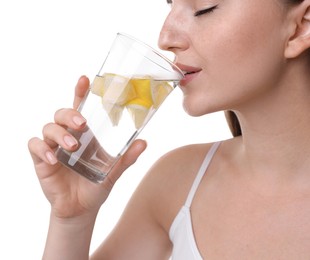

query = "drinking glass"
[[56, 33, 184, 183]]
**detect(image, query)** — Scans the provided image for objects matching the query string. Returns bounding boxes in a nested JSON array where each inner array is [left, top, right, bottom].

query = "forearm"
[[43, 211, 98, 260]]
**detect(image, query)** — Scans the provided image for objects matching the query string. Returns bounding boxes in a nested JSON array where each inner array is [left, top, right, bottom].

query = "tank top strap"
[[184, 141, 221, 208]]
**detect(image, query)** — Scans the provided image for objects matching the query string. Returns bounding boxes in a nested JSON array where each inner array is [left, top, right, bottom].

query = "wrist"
[[50, 208, 99, 228], [43, 210, 99, 259]]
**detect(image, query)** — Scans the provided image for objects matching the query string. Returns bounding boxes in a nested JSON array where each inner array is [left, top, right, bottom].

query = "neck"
[[233, 62, 310, 179]]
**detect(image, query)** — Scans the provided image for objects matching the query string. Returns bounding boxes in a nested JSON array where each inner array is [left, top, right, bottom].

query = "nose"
[[158, 11, 188, 54]]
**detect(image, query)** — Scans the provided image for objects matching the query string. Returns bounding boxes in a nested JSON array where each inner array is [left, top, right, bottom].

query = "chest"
[[191, 189, 310, 259]]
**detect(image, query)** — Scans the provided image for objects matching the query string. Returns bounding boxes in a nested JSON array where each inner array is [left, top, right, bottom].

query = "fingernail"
[[46, 151, 57, 165], [73, 116, 86, 126], [64, 135, 78, 148]]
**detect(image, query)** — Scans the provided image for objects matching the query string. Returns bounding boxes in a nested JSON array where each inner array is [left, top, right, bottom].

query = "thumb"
[[104, 139, 147, 186]]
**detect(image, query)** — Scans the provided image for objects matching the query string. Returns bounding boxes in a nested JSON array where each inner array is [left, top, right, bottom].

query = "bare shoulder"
[[135, 142, 219, 230], [91, 141, 230, 259]]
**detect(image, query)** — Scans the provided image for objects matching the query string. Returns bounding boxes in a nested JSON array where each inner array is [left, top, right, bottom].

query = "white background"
[[0, 0, 231, 258]]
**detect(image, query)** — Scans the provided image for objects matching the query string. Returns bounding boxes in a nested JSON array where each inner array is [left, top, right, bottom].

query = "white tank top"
[[169, 142, 221, 260]]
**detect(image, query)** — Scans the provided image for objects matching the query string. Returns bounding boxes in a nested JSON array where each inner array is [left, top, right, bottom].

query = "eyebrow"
[[166, 0, 172, 3]]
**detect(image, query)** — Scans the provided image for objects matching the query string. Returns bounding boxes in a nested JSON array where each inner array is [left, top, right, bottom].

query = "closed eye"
[[194, 5, 218, 17]]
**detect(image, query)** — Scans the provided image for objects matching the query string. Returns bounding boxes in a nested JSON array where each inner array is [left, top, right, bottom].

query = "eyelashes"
[[165, 1, 218, 17], [194, 5, 218, 17]]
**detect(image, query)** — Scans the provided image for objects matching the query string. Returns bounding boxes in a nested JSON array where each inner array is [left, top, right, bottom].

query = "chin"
[[182, 102, 206, 117], [182, 98, 220, 117]]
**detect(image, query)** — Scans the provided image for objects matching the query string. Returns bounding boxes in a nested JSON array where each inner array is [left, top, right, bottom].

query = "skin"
[[28, 0, 310, 259]]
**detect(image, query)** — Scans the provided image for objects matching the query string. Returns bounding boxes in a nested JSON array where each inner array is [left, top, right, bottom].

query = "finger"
[[28, 137, 58, 166], [42, 122, 79, 152], [54, 108, 86, 130], [104, 139, 147, 187], [73, 76, 90, 110]]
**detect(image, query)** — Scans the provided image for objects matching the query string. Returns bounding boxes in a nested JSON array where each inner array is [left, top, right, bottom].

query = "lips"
[[175, 63, 202, 86]]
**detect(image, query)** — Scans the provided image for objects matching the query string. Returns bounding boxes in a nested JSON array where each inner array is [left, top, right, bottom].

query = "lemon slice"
[[125, 78, 154, 128], [91, 75, 105, 96], [126, 102, 150, 129], [91, 73, 136, 105], [130, 78, 153, 108], [151, 80, 173, 108], [91, 73, 136, 126], [102, 102, 124, 126]]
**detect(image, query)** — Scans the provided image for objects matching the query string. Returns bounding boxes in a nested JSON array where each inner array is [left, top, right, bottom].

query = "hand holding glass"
[[56, 33, 184, 183]]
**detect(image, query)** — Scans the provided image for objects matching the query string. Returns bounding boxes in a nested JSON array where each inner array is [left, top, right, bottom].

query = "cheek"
[[215, 21, 282, 71], [203, 13, 285, 95]]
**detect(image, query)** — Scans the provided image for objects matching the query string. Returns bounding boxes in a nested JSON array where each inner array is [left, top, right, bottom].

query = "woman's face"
[[159, 0, 291, 116]]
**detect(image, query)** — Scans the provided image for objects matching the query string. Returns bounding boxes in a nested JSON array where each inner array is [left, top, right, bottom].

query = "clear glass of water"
[[56, 33, 184, 183]]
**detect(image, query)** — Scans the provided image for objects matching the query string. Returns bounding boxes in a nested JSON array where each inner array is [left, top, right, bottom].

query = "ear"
[[285, 2, 310, 58]]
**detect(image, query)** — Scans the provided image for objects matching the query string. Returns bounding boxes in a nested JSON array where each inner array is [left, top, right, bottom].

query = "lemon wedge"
[[130, 78, 153, 107], [91, 73, 136, 105], [125, 78, 154, 129], [151, 80, 173, 108], [126, 103, 150, 129], [102, 102, 124, 126], [91, 73, 136, 126], [91, 75, 106, 96]]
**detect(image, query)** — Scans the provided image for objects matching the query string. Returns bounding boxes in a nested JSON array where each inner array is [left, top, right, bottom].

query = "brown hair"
[[286, 0, 303, 3], [225, 111, 242, 137]]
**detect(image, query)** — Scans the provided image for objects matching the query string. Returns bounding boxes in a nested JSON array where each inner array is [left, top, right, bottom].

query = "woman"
[[28, 0, 310, 258]]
